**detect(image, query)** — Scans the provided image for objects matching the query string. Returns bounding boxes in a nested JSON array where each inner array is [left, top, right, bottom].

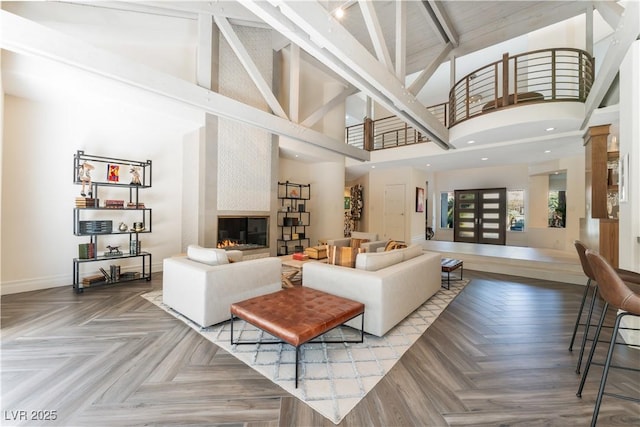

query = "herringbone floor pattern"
[[2, 270, 638, 426]]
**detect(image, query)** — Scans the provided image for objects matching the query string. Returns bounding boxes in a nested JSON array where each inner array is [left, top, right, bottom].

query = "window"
[[440, 191, 454, 228], [507, 190, 525, 231], [548, 172, 566, 228]]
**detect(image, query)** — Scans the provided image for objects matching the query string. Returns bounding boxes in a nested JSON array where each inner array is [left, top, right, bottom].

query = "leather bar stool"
[[576, 250, 640, 427], [570, 240, 640, 373], [569, 240, 597, 373]]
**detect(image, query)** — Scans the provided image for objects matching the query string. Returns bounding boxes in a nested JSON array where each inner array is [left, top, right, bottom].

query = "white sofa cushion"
[[226, 250, 243, 263], [187, 245, 229, 265], [400, 244, 423, 261], [355, 250, 403, 271]]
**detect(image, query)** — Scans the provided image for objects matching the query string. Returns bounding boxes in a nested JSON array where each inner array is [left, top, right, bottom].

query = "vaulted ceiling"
[[2, 1, 638, 175]]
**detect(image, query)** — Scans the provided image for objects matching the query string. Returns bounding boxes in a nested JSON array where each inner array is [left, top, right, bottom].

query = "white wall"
[[619, 40, 640, 272], [366, 166, 428, 243], [1, 94, 198, 294], [278, 158, 344, 246], [430, 160, 584, 250]]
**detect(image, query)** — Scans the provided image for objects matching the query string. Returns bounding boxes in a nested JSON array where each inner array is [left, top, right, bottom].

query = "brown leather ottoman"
[[230, 287, 365, 388]]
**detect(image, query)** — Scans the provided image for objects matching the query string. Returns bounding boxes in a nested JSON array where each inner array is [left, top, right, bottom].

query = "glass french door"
[[454, 188, 506, 245]]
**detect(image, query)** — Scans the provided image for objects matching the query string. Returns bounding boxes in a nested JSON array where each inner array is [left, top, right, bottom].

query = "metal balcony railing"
[[345, 48, 594, 151], [345, 102, 448, 152], [449, 48, 594, 126]]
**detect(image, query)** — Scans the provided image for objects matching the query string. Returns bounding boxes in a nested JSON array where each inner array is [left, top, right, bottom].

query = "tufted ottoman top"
[[230, 287, 364, 347]]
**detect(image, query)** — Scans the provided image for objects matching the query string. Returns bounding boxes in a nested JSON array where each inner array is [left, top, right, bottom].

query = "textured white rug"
[[142, 279, 467, 424]]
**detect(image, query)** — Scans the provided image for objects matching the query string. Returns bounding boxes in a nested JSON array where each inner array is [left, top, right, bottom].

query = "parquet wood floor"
[[2, 270, 639, 426]]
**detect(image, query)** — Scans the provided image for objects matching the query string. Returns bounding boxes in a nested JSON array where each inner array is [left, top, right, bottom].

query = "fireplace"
[[217, 216, 268, 250]]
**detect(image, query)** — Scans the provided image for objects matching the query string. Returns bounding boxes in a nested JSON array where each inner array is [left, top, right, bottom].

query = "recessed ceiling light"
[[295, 154, 299, 158], [546, 127, 555, 131], [426, 163, 431, 167], [371, 165, 376, 169], [467, 140, 475, 144], [481, 157, 488, 161], [334, 7, 345, 18], [544, 150, 551, 153]]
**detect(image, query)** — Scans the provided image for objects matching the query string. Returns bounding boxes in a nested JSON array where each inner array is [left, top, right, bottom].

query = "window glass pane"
[[460, 193, 475, 200], [459, 212, 474, 219], [508, 190, 525, 231], [483, 192, 500, 199], [483, 203, 499, 209], [484, 213, 499, 219], [459, 222, 475, 228], [483, 223, 500, 229], [440, 191, 454, 228], [460, 203, 475, 209], [483, 232, 499, 239], [459, 231, 474, 238], [549, 188, 566, 228]]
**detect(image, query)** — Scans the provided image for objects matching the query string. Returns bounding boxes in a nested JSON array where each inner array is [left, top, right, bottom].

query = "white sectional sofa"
[[162, 245, 282, 327], [302, 245, 441, 337]]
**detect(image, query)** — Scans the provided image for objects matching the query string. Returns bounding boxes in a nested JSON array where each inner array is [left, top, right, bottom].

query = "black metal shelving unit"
[[277, 181, 310, 255], [72, 150, 152, 293]]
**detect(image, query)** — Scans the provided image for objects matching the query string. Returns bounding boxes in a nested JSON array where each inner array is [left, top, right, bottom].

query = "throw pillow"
[[326, 245, 362, 268], [350, 238, 370, 249], [384, 240, 407, 251], [187, 245, 229, 266]]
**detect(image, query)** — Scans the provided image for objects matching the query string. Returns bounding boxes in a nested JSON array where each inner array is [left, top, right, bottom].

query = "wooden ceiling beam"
[[243, 0, 450, 150], [581, 1, 639, 129], [358, 0, 394, 72], [0, 9, 368, 161]]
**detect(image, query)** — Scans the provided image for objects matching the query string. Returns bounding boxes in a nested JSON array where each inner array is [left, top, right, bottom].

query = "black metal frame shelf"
[[72, 150, 153, 293], [277, 182, 311, 256]]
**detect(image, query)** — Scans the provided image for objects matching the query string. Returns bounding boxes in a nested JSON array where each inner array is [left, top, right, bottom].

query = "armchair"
[[162, 245, 282, 327]]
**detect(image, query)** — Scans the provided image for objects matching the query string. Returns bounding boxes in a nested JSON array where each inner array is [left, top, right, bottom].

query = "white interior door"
[[383, 184, 405, 241]]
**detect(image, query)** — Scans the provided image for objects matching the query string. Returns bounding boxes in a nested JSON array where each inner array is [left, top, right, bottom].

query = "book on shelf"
[[78, 243, 96, 259], [292, 253, 309, 261], [82, 274, 104, 285], [104, 199, 125, 208], [75, 197, 98, 208], [126, 202, 145, 209], [109, 265, 121, 281], [98, 267, 111, 282]]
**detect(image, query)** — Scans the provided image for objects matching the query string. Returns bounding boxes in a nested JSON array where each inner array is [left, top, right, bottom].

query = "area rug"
[[142, 278, 468, 424]]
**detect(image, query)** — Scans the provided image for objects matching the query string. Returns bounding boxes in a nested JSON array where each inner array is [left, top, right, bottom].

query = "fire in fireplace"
[[217, 216, 268, 250]]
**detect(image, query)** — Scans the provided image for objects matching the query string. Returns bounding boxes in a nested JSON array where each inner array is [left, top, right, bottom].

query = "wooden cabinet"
[[583, 125, 618, 267]]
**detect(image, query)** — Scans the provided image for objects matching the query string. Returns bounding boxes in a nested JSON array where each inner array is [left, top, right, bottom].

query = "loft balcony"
[[346, 48, 594, 151]]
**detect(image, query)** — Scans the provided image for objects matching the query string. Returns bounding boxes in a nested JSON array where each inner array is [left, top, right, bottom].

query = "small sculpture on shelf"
[[77, 161, 95, 197], [130, 165, 142, 185], [105, 245, 123, 257]]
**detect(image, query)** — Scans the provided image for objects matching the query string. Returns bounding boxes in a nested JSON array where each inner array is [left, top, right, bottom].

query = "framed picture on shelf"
[[288, 186, 300, 198], [416, 187, 425, 212], [344, 197, 351, 209]]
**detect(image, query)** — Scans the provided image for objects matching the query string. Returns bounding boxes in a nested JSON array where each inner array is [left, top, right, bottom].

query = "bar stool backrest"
[[575, 240, 596, 281], [585, 250, 640, 315]]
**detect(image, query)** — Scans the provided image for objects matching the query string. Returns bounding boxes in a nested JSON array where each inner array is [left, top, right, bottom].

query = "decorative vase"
[[118, 222, 128, 232]]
